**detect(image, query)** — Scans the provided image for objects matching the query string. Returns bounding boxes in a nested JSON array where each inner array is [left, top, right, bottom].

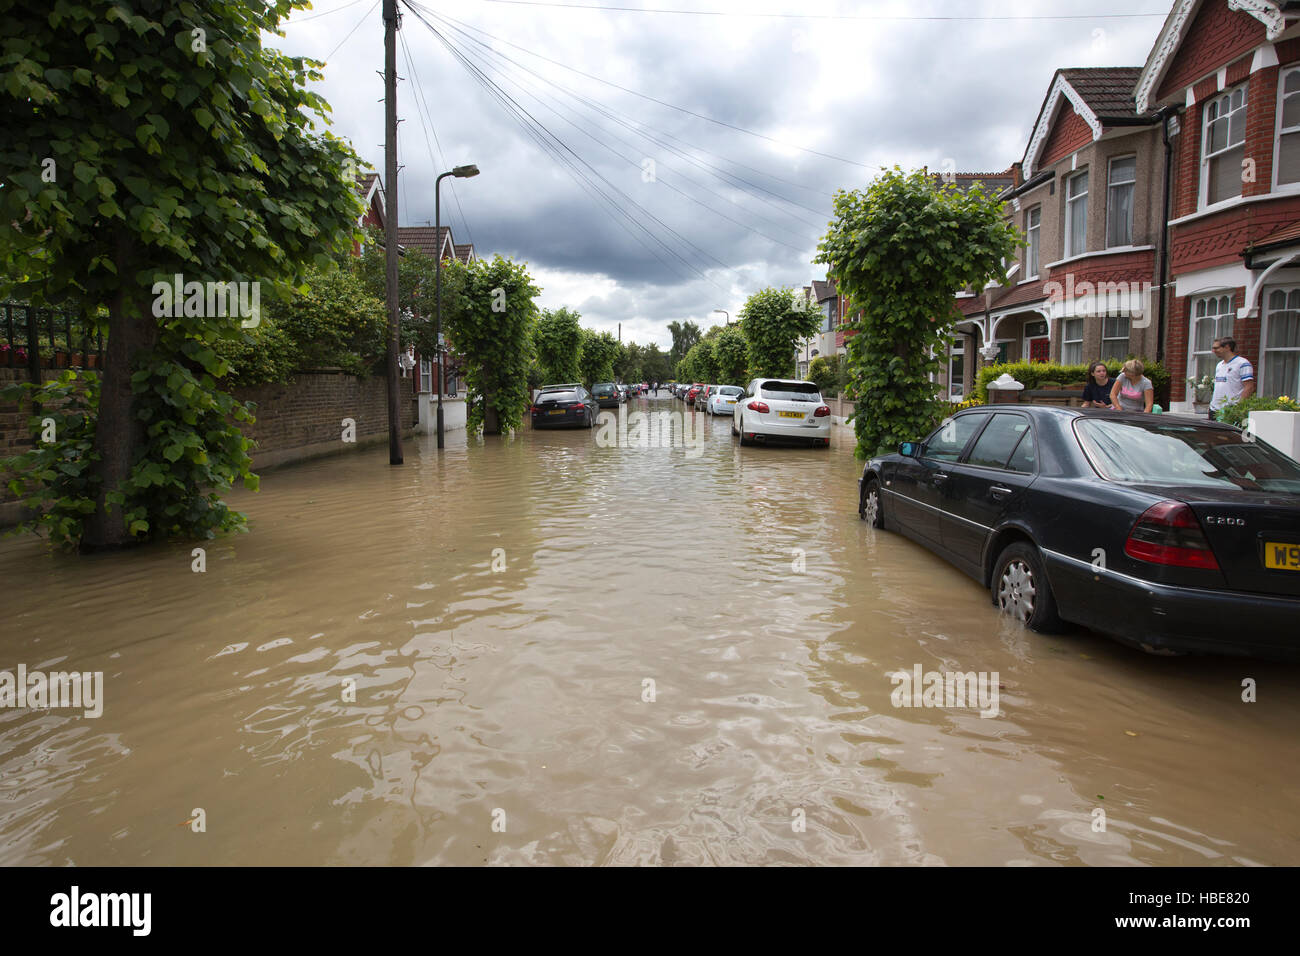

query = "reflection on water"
[[3, 396, 1298, 865]]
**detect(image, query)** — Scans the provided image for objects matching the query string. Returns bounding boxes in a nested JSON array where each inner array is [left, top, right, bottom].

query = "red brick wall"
[[1045, 250, 1157, 292], [0, 369, 418, 517], [1173, 100, 1202, 219], [1157, 1, 1266, 102], [1244, 65, 1280, 195], [1171, 193, 1300, 272], [1040, 106, 1094, 169]]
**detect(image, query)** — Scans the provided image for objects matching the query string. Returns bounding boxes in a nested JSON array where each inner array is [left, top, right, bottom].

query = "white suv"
[[731, 378, 830, 447]]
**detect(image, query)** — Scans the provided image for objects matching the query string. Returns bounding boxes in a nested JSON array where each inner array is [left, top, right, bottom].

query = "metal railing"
[[1, 302, 106, 382]]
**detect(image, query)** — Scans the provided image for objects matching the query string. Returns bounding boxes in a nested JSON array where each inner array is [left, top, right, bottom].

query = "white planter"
[[1246, 410, 1300, 461]]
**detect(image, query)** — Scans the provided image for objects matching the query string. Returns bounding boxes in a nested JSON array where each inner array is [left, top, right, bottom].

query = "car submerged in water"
[[857, 405, 1300, 660], [530, 384, 598, 429]]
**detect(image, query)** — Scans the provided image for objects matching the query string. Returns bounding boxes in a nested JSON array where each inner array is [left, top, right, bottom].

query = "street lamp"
[[435, 164, 480, 449], [713, 308, 729, 326]]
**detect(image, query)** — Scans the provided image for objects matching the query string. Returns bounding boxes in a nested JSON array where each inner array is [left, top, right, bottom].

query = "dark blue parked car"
[[858, 405, 1300, 659]]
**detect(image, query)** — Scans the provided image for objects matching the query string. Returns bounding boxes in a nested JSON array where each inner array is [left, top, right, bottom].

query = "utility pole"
[[383, 0, 403, 465]]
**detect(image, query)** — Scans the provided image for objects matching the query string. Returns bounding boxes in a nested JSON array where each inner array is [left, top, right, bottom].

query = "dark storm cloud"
[[280, 0, 1165, 347]]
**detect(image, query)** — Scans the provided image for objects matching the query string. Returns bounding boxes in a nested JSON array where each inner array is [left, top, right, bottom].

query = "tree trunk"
[[483, 392, 500, 435], [81, 244, 157, 552]]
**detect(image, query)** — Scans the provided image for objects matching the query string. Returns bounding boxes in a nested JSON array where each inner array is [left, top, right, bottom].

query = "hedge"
[[974, 358, 1171, 405]]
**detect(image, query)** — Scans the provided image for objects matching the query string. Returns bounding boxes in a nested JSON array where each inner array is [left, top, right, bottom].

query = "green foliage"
[[1216, 394, 1300, 426], [816, 168, 1021, 457], [807, 355, 838, 395], [533, 307, 583, 385], [440, 255, 540, 434], [578, 328, 619, 387], [667, 320, 701, 368], [973, 359, 1172, 403], [712, 324, 749, 386], [0, 0, 363, 548], [2, 344, 257, 550], [214, 265, 386, 384], [354, 227, 442, 357], [1, 371, 101, 549], [676, 338, 717, 384], [739, 288, 821, 378], [616, 341, 672, 384]]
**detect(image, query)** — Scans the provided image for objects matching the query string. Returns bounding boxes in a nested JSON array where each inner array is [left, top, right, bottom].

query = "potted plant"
[[1218, 395, 1300, 459], [1187, 374, 1214, 410], [85, 352, 99, 369], [53, 348, 68, 368]]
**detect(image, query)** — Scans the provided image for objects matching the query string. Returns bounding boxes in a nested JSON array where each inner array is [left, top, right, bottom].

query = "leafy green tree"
[[578, 328, 619, 386], [533, 307, 583, 385], [440, 255, 539, 434], [639, 343, 672, 384], [817, 168, 1019, 457], [676, 338, 717, 383], [0, 0, 363, 549], [712, 325, 749, 386], [667, 319, 701, 368], [807, 355, 836, 394], [738, 288, 821, 379]]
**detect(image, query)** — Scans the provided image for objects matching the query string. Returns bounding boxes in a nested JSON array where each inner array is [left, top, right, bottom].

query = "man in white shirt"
[[1209, 337, 1256, 419]]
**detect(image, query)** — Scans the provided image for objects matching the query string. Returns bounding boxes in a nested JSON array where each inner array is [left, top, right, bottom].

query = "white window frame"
[[1261, 286, 1300, 398], [1061, 316, 1084, 365], [1106, 156, 1136, 248], [420, 358, 432, 394], [1188, 293, 1233, 387], [948, 338, 965, 400], [1065, 170, 1089, 258], [1201, 85, 1248, 208], [1100, 314, 1131, 362], [1274, 64, 1300, 191], [1025, 206, 1041, 279]]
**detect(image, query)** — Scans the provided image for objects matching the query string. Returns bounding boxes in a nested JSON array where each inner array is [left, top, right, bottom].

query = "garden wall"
[[0, 368, 417, 527]]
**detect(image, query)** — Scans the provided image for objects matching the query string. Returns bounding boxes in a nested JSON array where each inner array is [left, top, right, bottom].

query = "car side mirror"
[[899, 442, 919, 458]]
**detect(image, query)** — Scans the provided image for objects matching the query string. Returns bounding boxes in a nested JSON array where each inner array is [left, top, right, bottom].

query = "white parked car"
[[731, 378, 831, 447], [706, 384, 744, 414]]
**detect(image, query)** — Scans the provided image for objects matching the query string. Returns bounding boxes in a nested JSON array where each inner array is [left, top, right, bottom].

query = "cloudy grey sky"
[[273, 0, 1169, 350]]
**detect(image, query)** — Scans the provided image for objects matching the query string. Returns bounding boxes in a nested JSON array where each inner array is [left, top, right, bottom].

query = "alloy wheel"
[[997, 559, 1037, 623]]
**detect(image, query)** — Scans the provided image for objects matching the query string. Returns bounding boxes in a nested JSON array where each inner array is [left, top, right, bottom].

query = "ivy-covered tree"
[[738, 288, 821, 379], [440, 255, 539, 435], [533, 307, 583, 385], [712, 324, 749, 386], [676, 338, 717, 383], [0, 0, 363, 550], [578, 328, 619, 386], [816, 168, 1019, 457]]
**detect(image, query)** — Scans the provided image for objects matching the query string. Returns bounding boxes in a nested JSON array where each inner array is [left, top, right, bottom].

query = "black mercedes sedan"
[[530, 385, 598, 429], [858, 405, 1300, 660]]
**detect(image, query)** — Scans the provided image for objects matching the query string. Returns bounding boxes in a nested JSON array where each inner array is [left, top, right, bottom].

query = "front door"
[[1027, 336, 1050, 363]]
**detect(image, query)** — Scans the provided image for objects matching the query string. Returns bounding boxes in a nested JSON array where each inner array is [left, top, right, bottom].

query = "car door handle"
[[932, 473, 949, 483], [989, 485, 1013, 499]]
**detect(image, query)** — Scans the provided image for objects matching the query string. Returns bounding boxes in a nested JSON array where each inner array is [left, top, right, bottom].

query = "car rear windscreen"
[[1075, 419, 1300, 492], [717, 386, 743, 396], [538, 391, 578, 403], [760, 381, 821, 401], [593, 385, 615, 395]]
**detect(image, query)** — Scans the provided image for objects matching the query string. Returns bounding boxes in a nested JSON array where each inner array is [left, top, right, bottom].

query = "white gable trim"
[[1137, 0, 1287, 113], [1024, 74, 1104, 178]]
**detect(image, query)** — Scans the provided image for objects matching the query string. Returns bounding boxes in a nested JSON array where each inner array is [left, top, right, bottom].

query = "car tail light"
[[529, 406, 539, 413], [569, 403, 586, 410], [1124, 501, 1219, 570], [814, 405, 830, 417], [747, 400, 770, 413]]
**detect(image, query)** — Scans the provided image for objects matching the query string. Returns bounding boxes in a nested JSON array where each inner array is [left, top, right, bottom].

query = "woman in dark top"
[[1080, 361, 1115, 408]]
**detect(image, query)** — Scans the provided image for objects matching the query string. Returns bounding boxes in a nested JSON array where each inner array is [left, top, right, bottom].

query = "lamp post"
[[435, 164, 479, 449], [713, 309, 729, 326]]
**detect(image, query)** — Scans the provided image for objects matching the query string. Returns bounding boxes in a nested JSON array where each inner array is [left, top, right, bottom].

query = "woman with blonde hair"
[[1109, 359, 1153, 413]]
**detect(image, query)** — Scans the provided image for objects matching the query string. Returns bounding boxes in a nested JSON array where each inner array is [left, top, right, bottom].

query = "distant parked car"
[[530, 384, 598, 428], [706, 385, 744, 414], [686, 383, 706, 405], [857, 405, 1300, 659], [732, 378, 830, 447], [592, 382, 620, 408]]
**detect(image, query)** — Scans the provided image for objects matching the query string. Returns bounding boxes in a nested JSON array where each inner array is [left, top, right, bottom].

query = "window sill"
[[1169, 192, 1297, 227], [1043, 246, 1156, 270]]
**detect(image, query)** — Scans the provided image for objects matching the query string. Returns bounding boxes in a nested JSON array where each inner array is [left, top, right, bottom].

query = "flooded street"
[[3, 393, 1298, 866]]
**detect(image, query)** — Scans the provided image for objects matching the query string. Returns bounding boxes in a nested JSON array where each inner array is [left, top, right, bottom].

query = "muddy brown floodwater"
[[3, 394, 1299, 866]]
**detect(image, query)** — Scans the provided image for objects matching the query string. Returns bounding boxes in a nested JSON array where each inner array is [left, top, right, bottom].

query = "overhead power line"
[[468, 0, 1168, 21]]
